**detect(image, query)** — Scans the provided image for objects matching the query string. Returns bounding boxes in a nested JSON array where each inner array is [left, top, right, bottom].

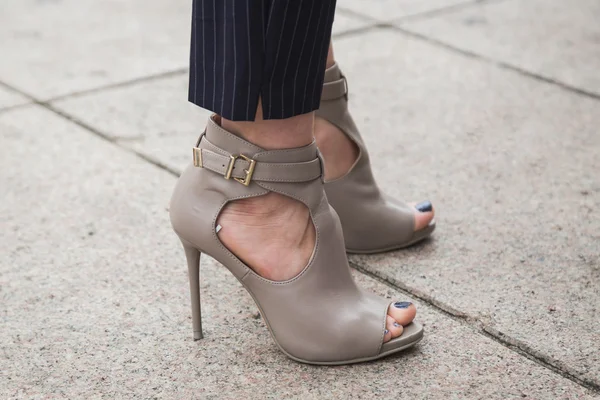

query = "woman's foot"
[[217, 192, 314, 282], [216, 191, 417, 342], [314, 117, 435, 231]]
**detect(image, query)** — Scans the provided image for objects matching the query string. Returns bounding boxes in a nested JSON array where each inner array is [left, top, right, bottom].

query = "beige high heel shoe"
[[169, 115, 424, 365], [318, 63, 436, 254]]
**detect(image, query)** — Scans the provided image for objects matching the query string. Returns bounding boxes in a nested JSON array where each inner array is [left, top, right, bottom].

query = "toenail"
[[384, 329, 389, 335], [393, 322, 401, 327], [415, 201, 432, 213], [394, 301, 412, 309]]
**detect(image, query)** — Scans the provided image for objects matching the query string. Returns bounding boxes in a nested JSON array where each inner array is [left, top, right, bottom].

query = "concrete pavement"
[[1, 0, 599, 398]]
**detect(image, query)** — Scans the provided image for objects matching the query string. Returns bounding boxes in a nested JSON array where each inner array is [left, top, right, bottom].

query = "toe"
[[383, 327, 392, 343], [412, 200, 435, 231], [386, 315, 404, 339], [388, 301, 417, 326]]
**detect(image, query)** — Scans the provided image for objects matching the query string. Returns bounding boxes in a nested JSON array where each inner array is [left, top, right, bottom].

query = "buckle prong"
[[224, 155, 236, 180], [225, 154, 256, 186]]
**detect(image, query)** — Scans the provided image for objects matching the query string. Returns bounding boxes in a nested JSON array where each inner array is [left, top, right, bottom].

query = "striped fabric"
[[189, 0, 337, 121]]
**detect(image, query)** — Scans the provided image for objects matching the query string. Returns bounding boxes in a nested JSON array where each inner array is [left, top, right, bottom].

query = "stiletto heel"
[[169, 115, 423, 364], [181, 239, 203, 340]]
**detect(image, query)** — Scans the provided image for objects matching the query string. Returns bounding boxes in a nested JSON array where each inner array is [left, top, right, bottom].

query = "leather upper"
[[169, 116, 404, 362], [317, 63, 427, 252]]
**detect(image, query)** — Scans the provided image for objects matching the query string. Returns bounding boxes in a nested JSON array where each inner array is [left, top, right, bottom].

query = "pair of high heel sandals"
[[170, 63, 435, 365]]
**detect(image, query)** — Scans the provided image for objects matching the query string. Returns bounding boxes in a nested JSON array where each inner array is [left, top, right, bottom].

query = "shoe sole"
[[346, 221, 436, 255], [190, 239, 427, 365], [218, 270, 425, 366], [285, 325, 424, 366]]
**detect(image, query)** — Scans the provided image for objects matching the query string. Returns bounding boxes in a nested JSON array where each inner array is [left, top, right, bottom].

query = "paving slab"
[[0, 0, 191, 99], [0, 85, 30, 110], [400, 0, 600, 96], [337, 30, 600, 386], [337, 0, 472, 21], [52, 28, 600, 389], [53, 73, 210, 171], [1, 106, 597, 399], [333, 10, 376, 35]]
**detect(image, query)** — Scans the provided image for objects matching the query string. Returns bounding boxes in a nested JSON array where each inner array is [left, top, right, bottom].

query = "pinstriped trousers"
[[189, 0, 337, 121]]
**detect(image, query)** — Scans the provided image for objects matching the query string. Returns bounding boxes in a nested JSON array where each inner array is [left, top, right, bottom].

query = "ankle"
[[220, 100, 314, 150], [326, 42, 335, 69], [314, 118, 359, 180]]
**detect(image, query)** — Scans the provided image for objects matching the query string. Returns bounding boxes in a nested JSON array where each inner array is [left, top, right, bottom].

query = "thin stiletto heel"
[[181, 239, 203, 340], [169, 115, 423, 364]]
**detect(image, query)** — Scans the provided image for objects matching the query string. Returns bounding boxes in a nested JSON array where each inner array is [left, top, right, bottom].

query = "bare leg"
[[326, 43, 336, 69], [222, 100, 313, 150]]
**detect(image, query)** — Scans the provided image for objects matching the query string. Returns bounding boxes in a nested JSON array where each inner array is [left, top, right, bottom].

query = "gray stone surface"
[[337, 0, 472, 21], [400, 0, 600, 95], [333, 10, 376, 35], [336, 30, 600, 385], [53, 74, 210, 171], [1, 106, 596, 398], [0, 0, 191, 99], [52, 28, 600, 389], [0, 85, 29, 110], [3, 0, 600, 397]]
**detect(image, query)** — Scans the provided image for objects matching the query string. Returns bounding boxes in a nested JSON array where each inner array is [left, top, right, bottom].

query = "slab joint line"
[[2, 40, 599, 390], [337, 1, 600, 102], [390, 26, 600, 102], [350, 260, 600, 394], [46, 68, 189, 103], [336, 0, 505, 25], [392, 0, 508, 23], [0, 79, 181, 178]]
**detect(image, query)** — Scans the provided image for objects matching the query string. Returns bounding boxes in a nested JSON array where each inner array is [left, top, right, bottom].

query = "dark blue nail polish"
[[415, 200, 432, 213], [384, 329, 389, 335], [393, 322, 401, 327], [394, 301, 412, 309]]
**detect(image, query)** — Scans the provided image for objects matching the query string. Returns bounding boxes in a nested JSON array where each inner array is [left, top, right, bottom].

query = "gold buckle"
[[192, 147, 203, 167], [224, 154, 257, 186]]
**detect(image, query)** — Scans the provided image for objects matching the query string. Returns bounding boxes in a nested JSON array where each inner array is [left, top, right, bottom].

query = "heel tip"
[[193, 331, 203, 340]]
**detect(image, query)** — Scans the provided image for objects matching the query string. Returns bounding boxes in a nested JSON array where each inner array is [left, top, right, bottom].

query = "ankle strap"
[[322, 75, 348, 101], [193, 134, 323, 186]]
